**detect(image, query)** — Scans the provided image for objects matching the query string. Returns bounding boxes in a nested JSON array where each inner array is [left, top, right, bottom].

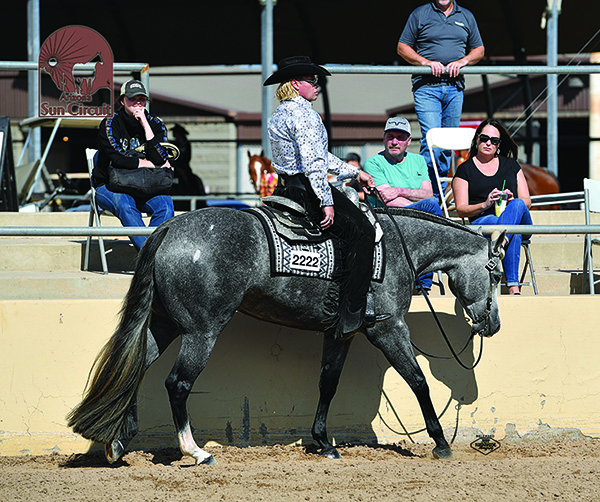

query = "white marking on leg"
[[178, 421, 212, 464]]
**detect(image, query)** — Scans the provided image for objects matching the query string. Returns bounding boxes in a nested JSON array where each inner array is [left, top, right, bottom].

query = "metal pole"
[[546, 0, 560, 178], [26, 0, 40, 165], [260, 0, 275, 159], [141, 65, 150, 112], [590, 52, 600, 180]]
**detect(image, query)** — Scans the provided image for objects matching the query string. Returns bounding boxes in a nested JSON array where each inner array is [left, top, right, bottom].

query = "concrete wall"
[[1, 296, 599, 456]]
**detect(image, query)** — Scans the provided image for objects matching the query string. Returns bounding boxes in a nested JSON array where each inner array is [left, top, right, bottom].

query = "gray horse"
[[67, 207, 505, 464]]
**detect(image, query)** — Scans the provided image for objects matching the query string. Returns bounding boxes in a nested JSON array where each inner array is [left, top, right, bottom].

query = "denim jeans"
[[95, 184, 175, 251], [414, 85, 464, 199], [406, 197, 444, 290], [471, 198, 533, 286]]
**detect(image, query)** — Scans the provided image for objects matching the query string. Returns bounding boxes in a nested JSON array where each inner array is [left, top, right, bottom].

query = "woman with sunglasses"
[[452, 118, 532, 295]]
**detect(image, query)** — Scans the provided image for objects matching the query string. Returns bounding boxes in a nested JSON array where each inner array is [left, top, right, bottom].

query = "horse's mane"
[[371, 207, 483, 238]]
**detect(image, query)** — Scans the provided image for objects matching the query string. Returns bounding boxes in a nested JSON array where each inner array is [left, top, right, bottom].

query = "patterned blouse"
[[268, 96, 359, 206]]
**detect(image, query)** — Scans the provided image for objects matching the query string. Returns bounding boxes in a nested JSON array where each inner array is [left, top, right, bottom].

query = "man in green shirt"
[[364, 117, 443, 291]]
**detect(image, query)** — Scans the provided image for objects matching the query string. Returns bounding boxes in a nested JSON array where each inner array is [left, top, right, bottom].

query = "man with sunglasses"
[[264, 56, 391, 338], [94, 79, 174, 250], [364, 117, 443, 293], [397, 0, 484, 200]]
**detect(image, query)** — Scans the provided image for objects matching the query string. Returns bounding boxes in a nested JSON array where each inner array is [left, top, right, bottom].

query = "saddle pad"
[[246, 207, 385, 282], [247, 207, 336, 279]]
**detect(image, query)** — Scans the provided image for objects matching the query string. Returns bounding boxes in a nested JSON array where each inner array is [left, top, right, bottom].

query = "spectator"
[[452, 118, 532, 295], [264, 56, 391, 337], [397, 0, 484, 199], [345, 152, 366, 201], [94, 79, 174, 251], [364, 116, 443, 293], [170, 124, 207, 211]]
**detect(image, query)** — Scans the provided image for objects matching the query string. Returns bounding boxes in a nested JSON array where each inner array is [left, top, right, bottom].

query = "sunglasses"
[[298, 76, 319, 86], [478, 134, 501, 146]]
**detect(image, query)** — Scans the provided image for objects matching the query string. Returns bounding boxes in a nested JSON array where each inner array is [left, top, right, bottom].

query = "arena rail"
[[0, 224, 599, 237]]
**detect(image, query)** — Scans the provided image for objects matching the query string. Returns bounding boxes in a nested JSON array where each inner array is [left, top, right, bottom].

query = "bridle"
[[461, 240, 501, 339], [368, 189, 500, 370]]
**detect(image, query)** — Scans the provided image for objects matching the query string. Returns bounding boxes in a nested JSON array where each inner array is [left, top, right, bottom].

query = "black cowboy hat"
[[263, 56, 330, 86], [171, 123, 189, 136]]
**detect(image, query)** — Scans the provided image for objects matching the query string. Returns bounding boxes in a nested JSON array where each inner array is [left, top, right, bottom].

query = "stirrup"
[[364, 289, 392, 327], [363, 312, 392, 326]]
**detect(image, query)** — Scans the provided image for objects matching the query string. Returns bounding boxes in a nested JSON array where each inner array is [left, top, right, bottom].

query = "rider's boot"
[[363, 288, 392, 327]]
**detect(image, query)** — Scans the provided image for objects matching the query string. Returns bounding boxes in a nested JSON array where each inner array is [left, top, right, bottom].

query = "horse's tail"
[[66, 226, 169, 444]]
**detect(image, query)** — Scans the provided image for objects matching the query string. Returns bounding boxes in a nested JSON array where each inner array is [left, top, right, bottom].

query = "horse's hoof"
[[197, 454, 217, 466], [320, 447, 342, 459], [432, 446, 454, 460], [105, 439, 125, 464]]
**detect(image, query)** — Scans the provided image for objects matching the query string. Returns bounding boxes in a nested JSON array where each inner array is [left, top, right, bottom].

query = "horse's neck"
[[386, 215, 484, 274]]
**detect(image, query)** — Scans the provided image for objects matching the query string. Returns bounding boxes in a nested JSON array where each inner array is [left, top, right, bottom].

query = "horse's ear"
[[492, 230, 507, 259], [248, 150, 251, 159], [260, 149, 264, 157]]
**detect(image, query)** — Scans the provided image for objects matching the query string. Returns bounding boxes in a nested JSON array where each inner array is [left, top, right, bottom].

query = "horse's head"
[[447, 230, 505, 338], [248, 151, 276, 196]]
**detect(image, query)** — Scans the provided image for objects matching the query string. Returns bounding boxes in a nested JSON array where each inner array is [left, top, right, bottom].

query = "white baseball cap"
[[384, 117, 411, 136]]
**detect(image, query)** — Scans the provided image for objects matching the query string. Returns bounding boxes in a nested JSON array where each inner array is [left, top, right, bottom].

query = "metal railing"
[[530, 192, 585, 207], [324, 65, 600, 76], [1, 224, 599, 238]]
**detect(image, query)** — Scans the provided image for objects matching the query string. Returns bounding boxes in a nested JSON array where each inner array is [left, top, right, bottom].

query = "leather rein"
[[368, 188, 498, 371]]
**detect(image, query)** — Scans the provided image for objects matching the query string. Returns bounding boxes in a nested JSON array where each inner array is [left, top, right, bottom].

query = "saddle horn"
[[491, 230, 507, 260]]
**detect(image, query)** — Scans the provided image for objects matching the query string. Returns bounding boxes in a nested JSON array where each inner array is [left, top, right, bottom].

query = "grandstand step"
[[505, 269, 585, 296], [528, 234, 587, 270], [530, 209, 600, 225], [0, 211, 125, 227], [0, 237, 138, 273], [0, 271, 132, 300]]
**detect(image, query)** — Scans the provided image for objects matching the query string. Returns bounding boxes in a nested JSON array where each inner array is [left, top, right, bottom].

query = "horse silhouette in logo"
[[39, 26, 113, 101]]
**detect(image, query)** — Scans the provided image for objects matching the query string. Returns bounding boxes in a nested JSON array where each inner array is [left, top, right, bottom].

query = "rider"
[[264, 56, 391, 338]]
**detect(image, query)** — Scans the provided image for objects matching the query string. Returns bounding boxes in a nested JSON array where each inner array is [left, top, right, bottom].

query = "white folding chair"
[[83, 148, 110, 274], [583, 178, 600, 294], [426, 127, 476, 218]]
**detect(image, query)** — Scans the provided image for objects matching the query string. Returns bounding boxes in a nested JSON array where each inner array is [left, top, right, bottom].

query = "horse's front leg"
[[368, 322, 453, 459], [311, 333, 354, 459]]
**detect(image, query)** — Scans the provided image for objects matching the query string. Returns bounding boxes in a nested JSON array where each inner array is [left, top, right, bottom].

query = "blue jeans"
[[414, 85, 464, 199], [407, 198, 444, 290], [95, 184, 174, 251], [471, 199, 533, 286]]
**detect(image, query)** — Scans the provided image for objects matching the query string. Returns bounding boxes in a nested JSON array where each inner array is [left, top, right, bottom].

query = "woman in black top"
[[453, 119, 532, 295]]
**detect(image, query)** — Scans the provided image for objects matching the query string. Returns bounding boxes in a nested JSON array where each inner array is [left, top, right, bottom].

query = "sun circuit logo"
[[470, 434, 501, 455], [38, 26, 113, 119]]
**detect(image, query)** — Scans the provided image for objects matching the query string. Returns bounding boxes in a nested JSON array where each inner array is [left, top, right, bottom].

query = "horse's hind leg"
[[368, 323, 453, 459], [311, 334, 354, 459], [165, 331, 220, 465], [106, 316, 180, 463]]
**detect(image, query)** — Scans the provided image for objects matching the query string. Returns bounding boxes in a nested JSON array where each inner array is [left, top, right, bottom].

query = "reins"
[[367, 188, 486, 371]]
